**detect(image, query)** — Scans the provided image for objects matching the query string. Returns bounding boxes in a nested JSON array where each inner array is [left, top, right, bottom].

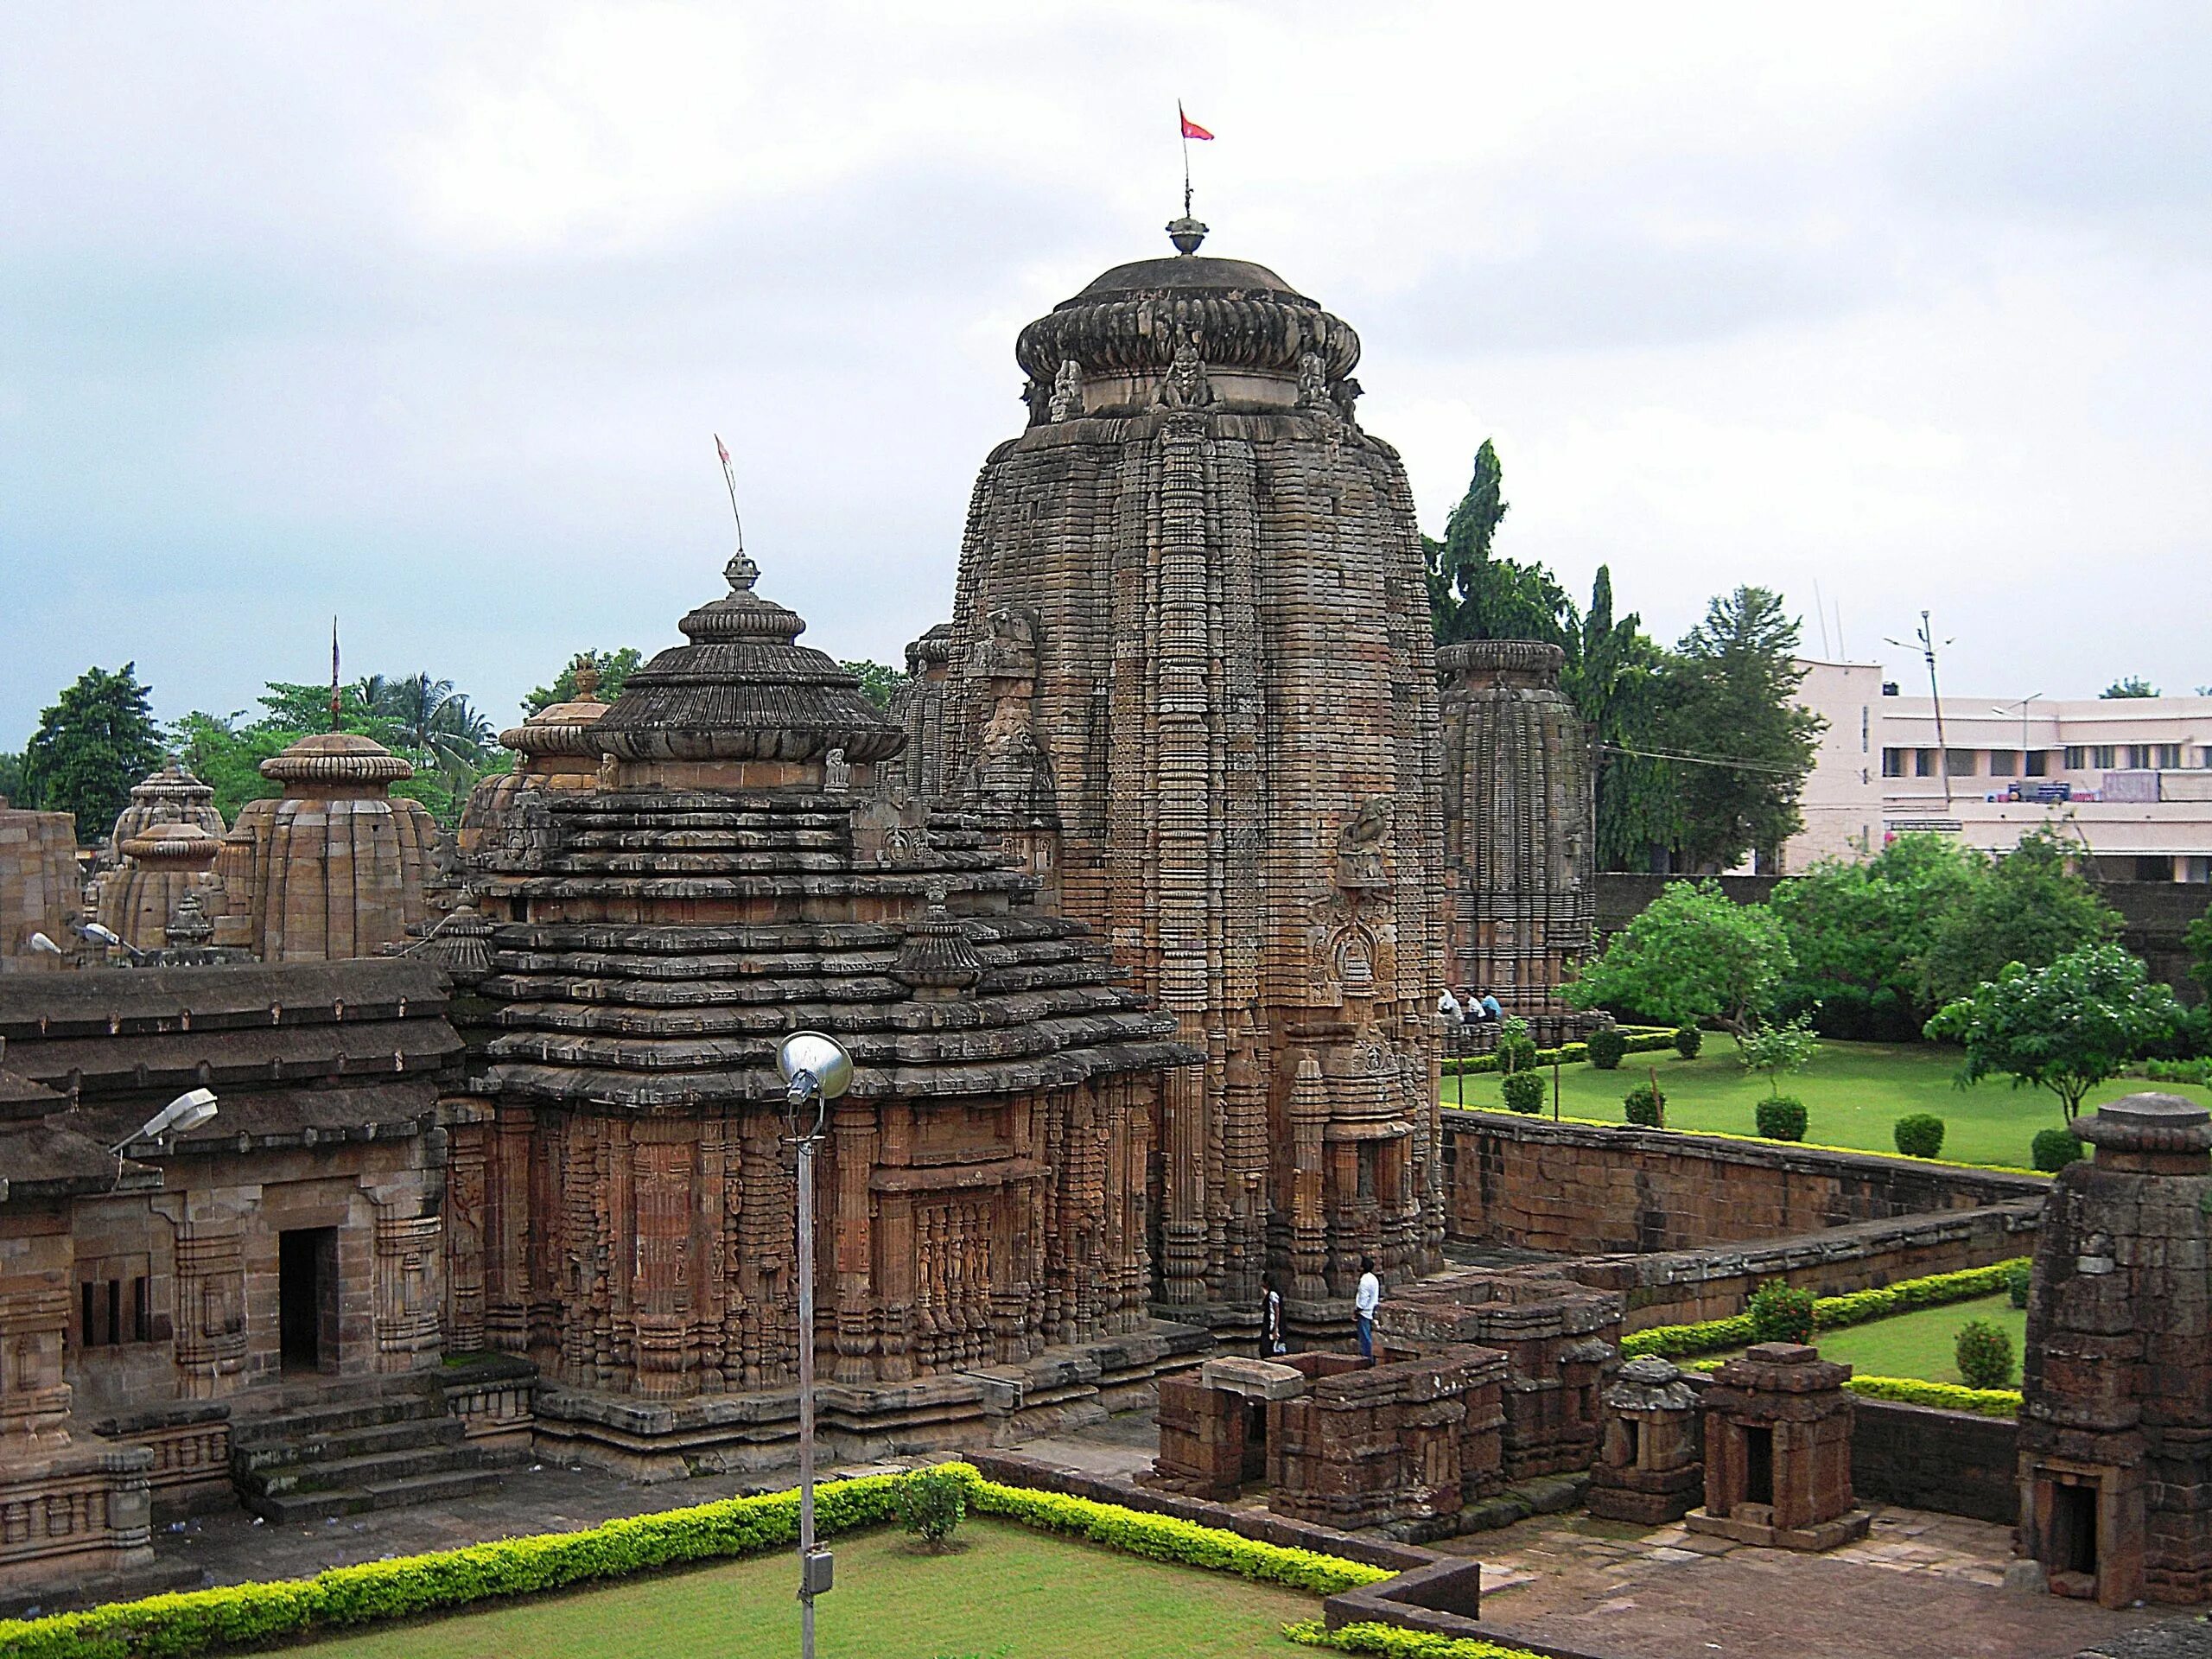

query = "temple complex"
[[93, 822, 224, 954], [214, 732, 435, 961], [96, 759, 227, 871], [439, 550, 1202, 1474], [912, 224, 1446, 1338], [1437, 640, 1595, 1039]]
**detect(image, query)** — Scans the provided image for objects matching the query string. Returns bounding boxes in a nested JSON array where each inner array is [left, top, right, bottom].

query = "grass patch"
[[1444, 1039, 2212, 1170], [295, 1519, 1319, 1659], [1698, 1293, 2028, 1388]]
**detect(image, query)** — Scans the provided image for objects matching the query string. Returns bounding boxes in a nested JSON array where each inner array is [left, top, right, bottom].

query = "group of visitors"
[[1437, 985, 1502, 1028], [1259, 1255, 1387, 1365]]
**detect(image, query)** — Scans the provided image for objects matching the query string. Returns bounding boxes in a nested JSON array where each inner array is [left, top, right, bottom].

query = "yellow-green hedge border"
[[1620, 1259, 2031, 1362], [1287, 1618, 1547, 1659]]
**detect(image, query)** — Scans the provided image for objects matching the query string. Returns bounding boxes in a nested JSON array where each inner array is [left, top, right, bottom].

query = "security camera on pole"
[[776, 1031, 854, 1659]]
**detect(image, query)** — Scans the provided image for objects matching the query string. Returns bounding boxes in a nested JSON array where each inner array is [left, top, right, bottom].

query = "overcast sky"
[[4, 2, 2209, 745]]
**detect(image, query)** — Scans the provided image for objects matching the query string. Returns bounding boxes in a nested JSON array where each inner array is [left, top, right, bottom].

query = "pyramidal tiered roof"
[[468, 551, 1195, 1111]]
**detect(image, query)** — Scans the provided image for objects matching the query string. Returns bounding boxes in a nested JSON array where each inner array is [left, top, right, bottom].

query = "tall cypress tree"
[[1423, 440, 1575, 649], [20, 663, 164, 842]]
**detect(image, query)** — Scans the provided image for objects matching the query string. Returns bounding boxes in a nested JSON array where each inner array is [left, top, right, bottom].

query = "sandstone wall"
[[0, 807, 80, 970], [1444, 1109, 2044, 1256], [1850, 1397, 2018, 1525]]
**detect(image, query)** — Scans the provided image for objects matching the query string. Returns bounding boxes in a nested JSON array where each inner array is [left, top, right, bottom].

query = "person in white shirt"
[[1436, 987, 1463, 1026], [1354, 1255, 1381, 1362]]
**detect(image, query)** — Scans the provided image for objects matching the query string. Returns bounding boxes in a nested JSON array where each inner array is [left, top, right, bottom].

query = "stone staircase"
[[231, 1378, 509, 1523]]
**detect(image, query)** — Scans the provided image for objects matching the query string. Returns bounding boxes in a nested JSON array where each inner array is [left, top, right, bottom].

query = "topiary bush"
[[1624, 1080, 1665, 1128], [1500, 1069, 1548, 1116], [1586, 1026, 1629, 1071], [1748, 1280, 1816, 1346], [898, 1465, 969, 1550], [1892, 1113, 1945, 1158], [1755, 1095, 1807, 1141], [1495, 1017, 1538, 1076], [2002, 1258, 2031, 1310], [2031, 1128, 2086, 1173], [1955, 1318, 2015, 1389], [1673, 1023, 1703, 1060]]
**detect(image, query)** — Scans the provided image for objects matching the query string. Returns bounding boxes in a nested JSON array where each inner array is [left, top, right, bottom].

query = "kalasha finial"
[[1166, 215, 1208, 255], [725, 550, 760, 593], [572, 654, 602, 700]]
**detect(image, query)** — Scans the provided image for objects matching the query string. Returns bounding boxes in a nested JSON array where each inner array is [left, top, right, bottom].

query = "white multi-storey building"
[[1783, 664, 2212, 882]]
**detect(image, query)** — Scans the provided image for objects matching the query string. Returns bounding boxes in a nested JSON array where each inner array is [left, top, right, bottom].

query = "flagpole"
[[1179, 101, 1192, 217], [329, 618, 341, 733], [715, 435, 746, 555]]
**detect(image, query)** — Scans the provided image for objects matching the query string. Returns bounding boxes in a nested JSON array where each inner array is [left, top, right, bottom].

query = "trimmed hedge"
[[1586, 1026, 1628, 1071], [1621, 1259, 2031, 1361], [1842, 1375, 2022, 1418], [1287, 1618, 1548, 1659], [1672, 1024, 1703, 1060], [0, 1465, 1391, 1659], [1440, 1027, 1674, 1077], [2031, 1128, 2086, 1173], [1754, 1096, 1807, 1141], [1624, 1080, 1664, 1128], [1892, 1113, 1945, 1158], [1500, 1070, 1547, 1115]]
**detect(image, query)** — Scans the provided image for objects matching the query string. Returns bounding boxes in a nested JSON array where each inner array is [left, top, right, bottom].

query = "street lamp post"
[[775, 1032, 855, 1659]]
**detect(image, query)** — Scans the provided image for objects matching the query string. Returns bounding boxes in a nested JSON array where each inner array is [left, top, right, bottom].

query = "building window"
[[2065, 747, 2084, 770], [2152, 743, 2182, 769], [2124, 745, 2149, 770], [1860, 707, 1869, 753], [1947, 749, 1978, 778], [1915, 749, 1938, 778], [1882, 747, 1905, 779], [1989, 750, 2018, 778], [2094, 745, 2117, 769], [76, 1258, 151, 1349], [2024, 750, 2050, 777]]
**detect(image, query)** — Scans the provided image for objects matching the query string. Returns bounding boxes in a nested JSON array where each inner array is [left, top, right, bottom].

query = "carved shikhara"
[[1437, 640, 1596, 1039], [919, 245, 1448, 1332]]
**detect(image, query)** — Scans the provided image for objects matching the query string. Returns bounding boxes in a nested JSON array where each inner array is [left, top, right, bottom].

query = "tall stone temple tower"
[[441, 550, 1198, 1471], [920, 224, 1446, 1333], [1438, 640, 1595, 1039]]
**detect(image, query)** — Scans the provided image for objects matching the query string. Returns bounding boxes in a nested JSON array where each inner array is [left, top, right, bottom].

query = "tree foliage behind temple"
[[20, 663, 165, 842]]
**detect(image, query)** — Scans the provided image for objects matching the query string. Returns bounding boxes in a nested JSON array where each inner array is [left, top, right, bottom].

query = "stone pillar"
[[2018, 1092, 2212, 1608], [1688, 1342, 1868, 1551], [831, 1102, 877, 1384], [1589, 1355, 1704, 1523]]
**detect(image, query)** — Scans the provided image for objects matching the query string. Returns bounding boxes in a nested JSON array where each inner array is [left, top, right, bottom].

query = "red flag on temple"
[[1179, 106, 1214, 142]]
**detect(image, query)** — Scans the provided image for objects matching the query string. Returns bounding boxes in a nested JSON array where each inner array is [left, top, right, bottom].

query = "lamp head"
[[28, 931, 63, 956], [143, 1087, 218, 1139], [776, 1031, 855, 1106], [79, 921, 124, 947]]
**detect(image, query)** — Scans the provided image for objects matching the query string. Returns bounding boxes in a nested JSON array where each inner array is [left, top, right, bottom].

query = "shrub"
[[1892, 1113, 1945, 1158], [1747, 1280, 1815, 1346], [1285, 1618, 1551, 1659], [1500, 1069, 1547, 1115], [1955, 1318, 2015, 1389], [1586, 1026, 1628, 1071], [1672, 1023, 1703, 1059], [1621, 1260, 2031, 1361], [1755, 1095, 1807, 1141], [2003, 1258, 2031, 1310], [2031, 1128, 2086, 1173], [1845, 1375, 2021, 1418], [1494, 1017, 1537, 1075], [898, 1466, 968, 1549], [1623, 1081, 1665, 1128]]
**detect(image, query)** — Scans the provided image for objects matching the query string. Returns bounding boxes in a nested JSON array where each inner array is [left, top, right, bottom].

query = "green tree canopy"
[[1738, 1015, 1821, 1097], [21, 663, 165, 842], [1567, 565, 1681, 870], [2186, 898, 2212, 1001], [1562, 880, 1793, 1047], [1925, 943, 2184, 1121], [1423, 440, 1577, 651], [1921, 826, 2120, 1007], [1772, 834, 1989, 1036], [2100, 677, 2159, 699], [1654, 587, 1825, 872], [524, 648, 645, 717], [841, 660, 910, 709]]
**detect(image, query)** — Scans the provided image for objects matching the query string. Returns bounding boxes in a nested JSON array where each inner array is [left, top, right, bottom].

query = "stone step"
[[244, 1465, 506, 1525], [232, 1392, 438, 1446], [232, 1413, 465, 1473], [249, 1442, 487, 1498]]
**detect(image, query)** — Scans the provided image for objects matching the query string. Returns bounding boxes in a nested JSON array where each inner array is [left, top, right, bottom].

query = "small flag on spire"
[[715, 433, 731, 467], [1179, 105, 1214, 142]]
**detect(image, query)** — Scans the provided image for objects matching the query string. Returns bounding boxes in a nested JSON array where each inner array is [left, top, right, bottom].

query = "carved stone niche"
[[1589, 1355, 1704, 1524], [1688, 1342, 1869, 1551]]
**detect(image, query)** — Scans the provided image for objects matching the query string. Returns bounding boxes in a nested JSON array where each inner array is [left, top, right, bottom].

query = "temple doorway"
[[1744, 1426, 1774, 1506], [279, 1227, 338, 1372], [2052, 1483, 2100, 1583]]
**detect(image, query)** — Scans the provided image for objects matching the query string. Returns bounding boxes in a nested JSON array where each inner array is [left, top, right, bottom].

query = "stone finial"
[[259, 731, 414, 786], [572, 656, 603, 701], [163, 889, 214, 948], [892, 884, 987, 997], [725, 550, 760, 594], [1166, 215, 1209, 255]]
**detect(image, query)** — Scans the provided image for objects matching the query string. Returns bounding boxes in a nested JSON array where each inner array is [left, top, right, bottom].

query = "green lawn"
[[296, 1519, 1318, 1659], [1446, 1039, 2212, 1170], [1815, 1293, 2027, 1387]]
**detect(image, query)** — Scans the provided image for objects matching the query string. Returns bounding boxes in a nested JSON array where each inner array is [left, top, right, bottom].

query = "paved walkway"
[[1454, 1506, 2206, 1659]]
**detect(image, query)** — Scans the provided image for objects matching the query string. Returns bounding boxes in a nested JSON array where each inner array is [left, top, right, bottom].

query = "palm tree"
[[358, 673, 497, 785]]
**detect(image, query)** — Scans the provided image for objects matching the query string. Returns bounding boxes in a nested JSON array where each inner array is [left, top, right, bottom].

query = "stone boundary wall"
[[1562, 1203, 2041, 1332], [1444, 1108, 2044, 1255], [1849, 1397, 2018, 1525]]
